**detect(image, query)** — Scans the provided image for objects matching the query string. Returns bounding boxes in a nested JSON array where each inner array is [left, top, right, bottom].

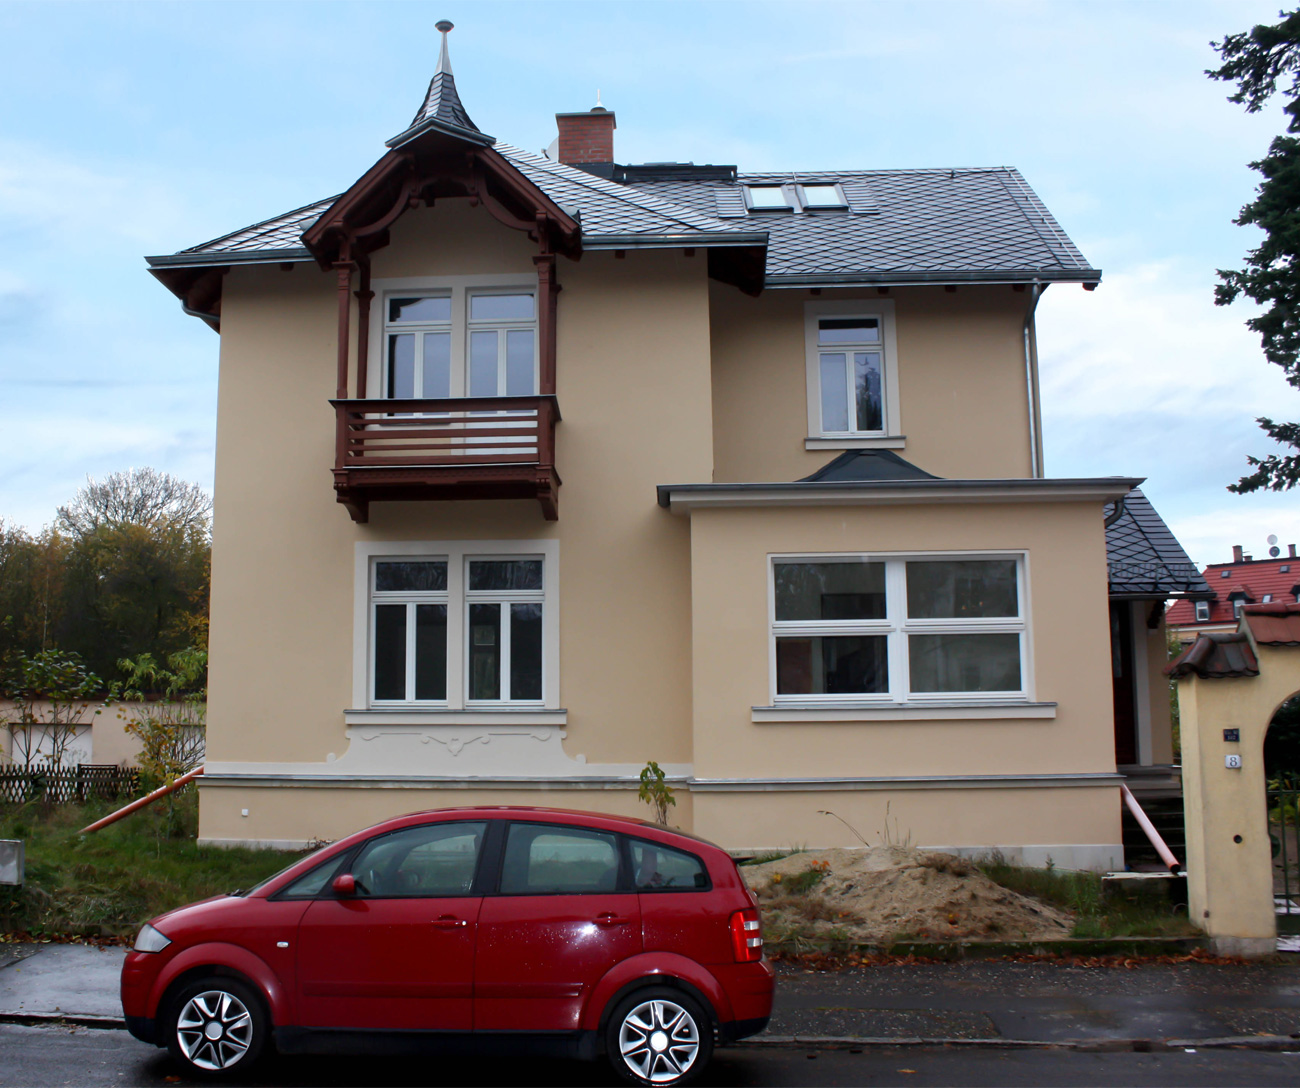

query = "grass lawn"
[[0, 794, 302, 937]]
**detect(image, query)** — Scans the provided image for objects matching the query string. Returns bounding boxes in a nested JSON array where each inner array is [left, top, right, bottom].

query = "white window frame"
[[804, 299, 902, 449], [1194, 600, 1211, 622], [768, 550, 1031, 706], [355, 539, 560, 711], [369, 275, 539, 400]]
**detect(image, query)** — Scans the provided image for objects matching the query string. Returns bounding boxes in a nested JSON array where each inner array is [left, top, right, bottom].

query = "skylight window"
[[800, 184, 846, 208], [746, 186, 790, 210]]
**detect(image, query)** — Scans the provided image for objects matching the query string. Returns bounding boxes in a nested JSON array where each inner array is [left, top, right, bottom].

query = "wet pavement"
[[1, 943, 1299, 1049]]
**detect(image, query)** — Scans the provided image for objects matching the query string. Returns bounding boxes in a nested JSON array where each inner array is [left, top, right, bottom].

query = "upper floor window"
[[804, 300, 899, 442], [377, 279, 538, 401], [745, 185, 791, 210], [771, 554, 1027, 703], [1194, 600, 1210, 622], [799, 183, 846, 208]]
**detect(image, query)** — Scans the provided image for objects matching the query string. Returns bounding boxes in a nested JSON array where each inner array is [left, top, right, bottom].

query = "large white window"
[[770, 553, 1028, 704], [359, 541, 558, 709], [374, 277, 538, 401], [804, 300, 900, 444]]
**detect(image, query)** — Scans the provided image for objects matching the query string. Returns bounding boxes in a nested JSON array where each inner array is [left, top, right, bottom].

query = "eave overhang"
[[764, 268, 1103, 290], [657, 476, 1142, 515], [387, 115, 495, 150]]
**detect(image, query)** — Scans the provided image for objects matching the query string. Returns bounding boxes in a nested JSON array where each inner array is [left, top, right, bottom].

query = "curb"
[[739, 1033, 1300, 1052], [0, 1012, 126, 1030], [768, 937, 1211, 960]]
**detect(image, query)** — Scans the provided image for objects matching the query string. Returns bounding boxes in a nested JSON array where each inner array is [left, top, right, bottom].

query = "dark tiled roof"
[[622, 168, 1096, 284], [799, 449, 939, 483], [1104, 489, 1211, 598], [1167, 554, 1300, 629], [1242, 602, 1300, 646], [172, 195, 339, 259], [387, 24, 491, 148], [1166, 633, 1259, 679]]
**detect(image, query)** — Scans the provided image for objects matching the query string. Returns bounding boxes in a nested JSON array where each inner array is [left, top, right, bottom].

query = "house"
[[1168, 544, 1300, 644], [145, 24, 1200, 867]]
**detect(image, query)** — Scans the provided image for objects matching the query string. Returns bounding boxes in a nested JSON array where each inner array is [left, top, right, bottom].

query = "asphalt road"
[[2, 1024, 1299, 1088]]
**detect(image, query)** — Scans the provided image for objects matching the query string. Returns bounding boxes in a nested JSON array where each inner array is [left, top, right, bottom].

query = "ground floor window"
[[771, 553, 1027, 703], [361, 541, 557, 709]]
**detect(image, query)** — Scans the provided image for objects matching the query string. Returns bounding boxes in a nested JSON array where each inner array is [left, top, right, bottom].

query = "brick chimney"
[[555, 102, 615, 166], [1232, 544, 1244, 563]]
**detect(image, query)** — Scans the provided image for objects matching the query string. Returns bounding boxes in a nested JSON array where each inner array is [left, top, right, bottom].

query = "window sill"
[[805, 435, 906, 450], [345, 708, 568, 726], [752, 701, 1057, 723]]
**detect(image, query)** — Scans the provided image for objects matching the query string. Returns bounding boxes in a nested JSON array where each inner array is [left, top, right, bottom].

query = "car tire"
[[164, 975, 268, 1077], [605, 986, 714, 1087]]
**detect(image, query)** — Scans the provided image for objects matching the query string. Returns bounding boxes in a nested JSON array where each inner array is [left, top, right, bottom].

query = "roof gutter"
[[581, 232, 768, 251], [181, 302, 220, 334], [763, 270, 1102, 289]]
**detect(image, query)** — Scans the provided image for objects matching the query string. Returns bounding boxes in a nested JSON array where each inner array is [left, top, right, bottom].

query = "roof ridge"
[[495, 143, 733, 234]]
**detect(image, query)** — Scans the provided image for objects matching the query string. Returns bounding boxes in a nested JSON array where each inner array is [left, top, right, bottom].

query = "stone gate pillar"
[[1169, 603, 1300, 957]]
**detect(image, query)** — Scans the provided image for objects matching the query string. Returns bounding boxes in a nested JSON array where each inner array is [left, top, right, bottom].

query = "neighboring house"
[[145, 26, 1200, 866], [1168, 544, 1300, 644]]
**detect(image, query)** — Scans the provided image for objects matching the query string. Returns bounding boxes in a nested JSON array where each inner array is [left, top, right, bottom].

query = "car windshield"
[[240, 841, 338, 896]]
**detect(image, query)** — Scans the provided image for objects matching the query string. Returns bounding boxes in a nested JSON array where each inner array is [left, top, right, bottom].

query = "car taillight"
[[730, 908, 762, 962]]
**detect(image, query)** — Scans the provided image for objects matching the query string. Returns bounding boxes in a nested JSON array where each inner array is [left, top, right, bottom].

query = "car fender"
[[146, 942, 292, 1027], [582, 953, 735, 1033]]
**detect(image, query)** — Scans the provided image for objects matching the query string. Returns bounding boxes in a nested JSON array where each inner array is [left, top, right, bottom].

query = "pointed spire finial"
[[592, 89, 608, 113], [436, 20, 454, 75]]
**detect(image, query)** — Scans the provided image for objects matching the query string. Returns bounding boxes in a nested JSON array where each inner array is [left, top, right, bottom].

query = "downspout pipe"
[[1023, 281, 1044, 478]]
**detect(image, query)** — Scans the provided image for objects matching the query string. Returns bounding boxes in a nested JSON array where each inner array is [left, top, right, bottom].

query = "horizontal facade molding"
[[197, 770, 1116, 792], [198, 773, 678, 790], [689, 772, 1123, 792], [343, 709, 568, 727], [804, 436, 907, 451], [146, 249, 313, 269], [764, 269, 1102, 289], [657, 476, 1143, 513], [751, 701, 1058, 722]]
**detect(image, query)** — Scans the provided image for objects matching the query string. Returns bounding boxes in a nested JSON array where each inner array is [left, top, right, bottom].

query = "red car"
[[122, 806, 773, 1085]]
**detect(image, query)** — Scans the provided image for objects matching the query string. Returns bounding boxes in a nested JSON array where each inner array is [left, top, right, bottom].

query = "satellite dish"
[[1271, 546, 1281, 557], [1268, 534, 1279, 545]]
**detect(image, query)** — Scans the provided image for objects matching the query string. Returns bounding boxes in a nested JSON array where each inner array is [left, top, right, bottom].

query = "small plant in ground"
[[637, 760, 676, 825], [116, 648, 207, 838]]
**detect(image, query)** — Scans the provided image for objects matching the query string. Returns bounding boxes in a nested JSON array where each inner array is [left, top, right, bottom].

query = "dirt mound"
[[742, 846, 1072, 944]]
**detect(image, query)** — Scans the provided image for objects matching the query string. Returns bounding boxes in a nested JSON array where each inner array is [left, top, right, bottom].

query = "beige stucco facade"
[[191, 191, 1136, 869]]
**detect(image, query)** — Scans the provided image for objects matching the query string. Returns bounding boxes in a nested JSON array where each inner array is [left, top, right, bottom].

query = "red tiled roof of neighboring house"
[[1167, 553, 1300, 630]]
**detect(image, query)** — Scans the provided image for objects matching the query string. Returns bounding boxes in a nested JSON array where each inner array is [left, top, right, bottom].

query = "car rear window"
[[629, 838, 710, 891], [499, 823, 621, 895]]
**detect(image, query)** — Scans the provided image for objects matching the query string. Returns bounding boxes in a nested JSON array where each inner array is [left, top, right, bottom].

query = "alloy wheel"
[[617, 998, 701, 1084], [174, 989, 254, 1071]]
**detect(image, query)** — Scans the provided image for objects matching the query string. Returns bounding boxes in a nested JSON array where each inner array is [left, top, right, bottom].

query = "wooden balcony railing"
[[330, 395, 561, 523]]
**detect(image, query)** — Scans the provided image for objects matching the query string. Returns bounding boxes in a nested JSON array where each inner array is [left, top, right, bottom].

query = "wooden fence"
[[0, 763, 140, 804]]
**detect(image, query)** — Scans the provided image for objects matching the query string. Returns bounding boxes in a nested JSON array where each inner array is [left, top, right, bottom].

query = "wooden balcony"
[[331, 395, 561, 523]]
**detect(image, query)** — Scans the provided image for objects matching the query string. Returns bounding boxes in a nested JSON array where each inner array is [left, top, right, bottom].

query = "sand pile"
[[741, 846, 1072, 944]]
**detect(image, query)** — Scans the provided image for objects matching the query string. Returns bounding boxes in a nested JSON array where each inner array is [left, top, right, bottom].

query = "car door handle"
[[595, 912, 633, 928], [431, 915, 468, 928]]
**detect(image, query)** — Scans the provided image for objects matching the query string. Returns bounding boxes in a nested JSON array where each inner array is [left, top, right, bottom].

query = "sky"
[[0, 0, 1295, 568]]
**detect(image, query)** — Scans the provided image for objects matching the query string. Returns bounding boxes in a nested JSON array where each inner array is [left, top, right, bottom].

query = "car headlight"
[[133, 924, 172, 953]]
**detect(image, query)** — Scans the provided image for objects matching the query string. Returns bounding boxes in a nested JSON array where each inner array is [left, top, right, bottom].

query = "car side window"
[[499, 823, 622, 895], [629, 839, 710, 891], [349, 821, 486, 898]]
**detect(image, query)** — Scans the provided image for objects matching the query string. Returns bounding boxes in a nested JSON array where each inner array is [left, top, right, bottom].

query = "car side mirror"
[[332, 873, 357, 897]]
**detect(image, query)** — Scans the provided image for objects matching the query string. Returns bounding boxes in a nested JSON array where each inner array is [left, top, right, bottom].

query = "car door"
[[296, 820, 486, 1032], [475, 821, 641, 1032]]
